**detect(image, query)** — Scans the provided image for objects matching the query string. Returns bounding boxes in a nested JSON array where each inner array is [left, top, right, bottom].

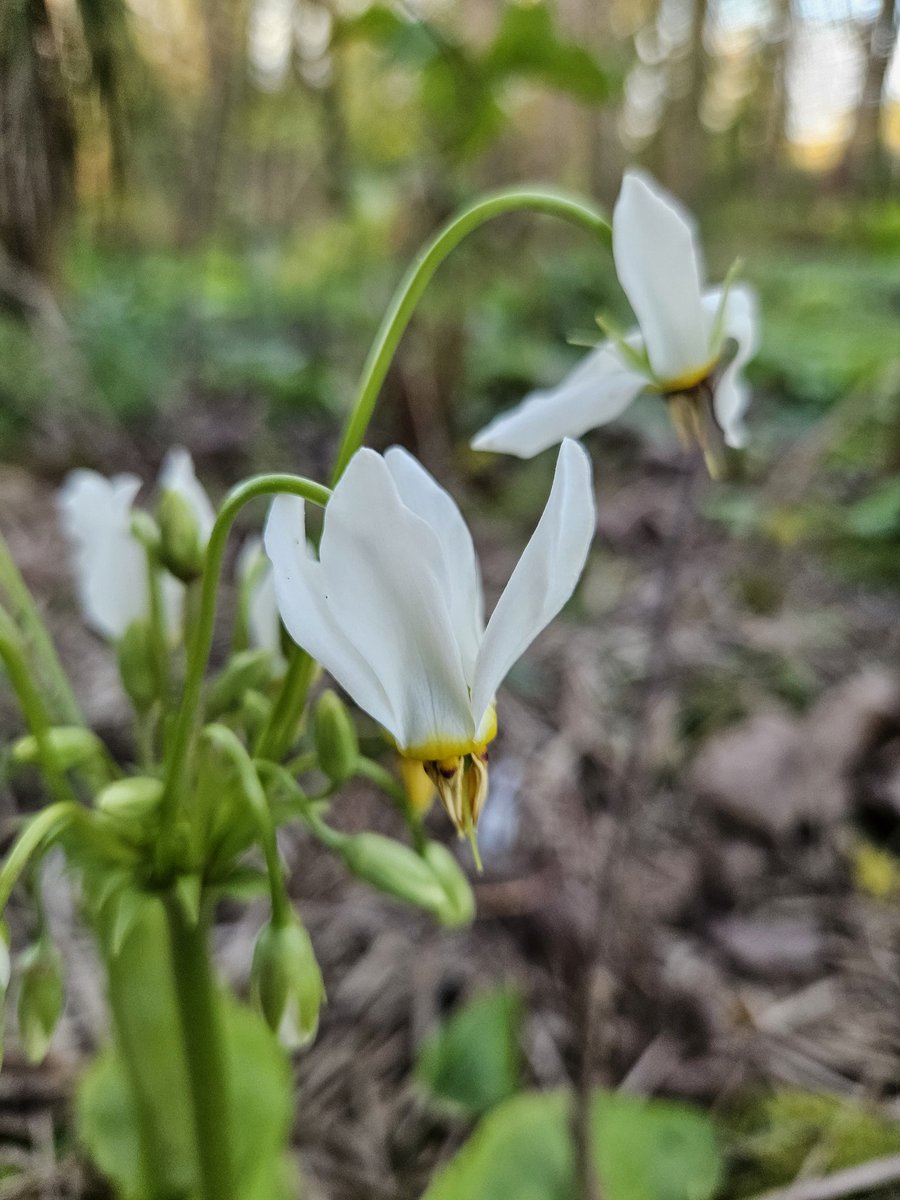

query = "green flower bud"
[[129, 510, 161, 554], [157, 489, 205, 583], [313, 690, 358, 786], [205, 649, 274, 719], [340, 833, 449, 916], [421, 841, 475, 927], [96, 776, 164, 822], [241, 690, 272, 744], [251, 916, 324, 1050], [117, 620, 159, 712], [11, 727, 104, 772], [17, 938, 64, 1065]]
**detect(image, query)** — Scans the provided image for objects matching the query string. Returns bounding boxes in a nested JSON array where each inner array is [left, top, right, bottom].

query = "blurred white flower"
[[58, 471, 152, 641], [265, 439, 595, 839], [472, 170, 758, 474], [237, 536, 284, 666], [58, 448, 213, 641]]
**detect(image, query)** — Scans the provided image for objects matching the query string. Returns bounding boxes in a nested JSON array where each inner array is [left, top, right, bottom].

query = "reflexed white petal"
[[383, 446, 483, 679], [471, 343, 646, 459], [264, 495, 396, 733], [703, 283, 759, 448], [238, 537, 283, 662], [58, 470, 149, 640], [159, 447, 215, 542], [319, 450, 474, 753], [471, 439, 595, 726], [614, 171, 710, 384]]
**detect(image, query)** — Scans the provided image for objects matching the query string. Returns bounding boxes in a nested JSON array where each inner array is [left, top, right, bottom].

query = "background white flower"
[[472, 170, 759, 465], [237, 536, 284, 666], [58, 471, 150, 641], [58, 448, 213, 642]]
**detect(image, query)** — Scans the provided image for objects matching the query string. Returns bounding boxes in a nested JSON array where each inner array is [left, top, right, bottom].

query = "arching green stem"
[[162, 475, 331, 836], [331, 187, 611, 482], [0, 529, 83, 725], [0, 621, 77, 808]]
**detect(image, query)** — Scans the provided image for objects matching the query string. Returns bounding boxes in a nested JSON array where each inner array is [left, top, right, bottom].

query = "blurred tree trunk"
[[755, 0, 792, 187], [0, 0, 75, 282], [832, 0, 897, 192], [180, 0, 250, 244], [657, 0, 709, 201]]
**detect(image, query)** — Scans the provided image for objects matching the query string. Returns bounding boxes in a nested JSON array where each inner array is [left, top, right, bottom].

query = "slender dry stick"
[[572, 448, 704, 1200], [746, 1154, 900, 1200]]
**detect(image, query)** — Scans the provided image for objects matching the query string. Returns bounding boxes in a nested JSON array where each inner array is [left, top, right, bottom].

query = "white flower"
[[264, 439, 595, 837], [58, 471, 152, 641], [472, 170, 759, 473], [237, 537, 284, 666], [58, 448, 213, 641]]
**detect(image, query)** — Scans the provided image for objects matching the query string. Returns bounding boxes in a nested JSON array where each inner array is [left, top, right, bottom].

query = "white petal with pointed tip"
[[613, 171, 710, 384], [471, 439, 595, 727], [472, 343, 646, 459], [264, 494, 397, 734], [58, 470, 149, 641], [159, 447, 215, 542], [384, 446, 484, 676], [318, 450, 474, 752], [705, 283, 759, 448]]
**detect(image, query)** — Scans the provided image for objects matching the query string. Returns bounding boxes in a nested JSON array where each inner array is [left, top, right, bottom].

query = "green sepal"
[[174, 873, 203, 927]]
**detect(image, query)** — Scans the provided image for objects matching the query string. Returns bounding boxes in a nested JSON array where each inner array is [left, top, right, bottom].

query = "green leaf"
[[591, 1093, 723, 1200], [484, 2, 617, 103], [416, 987, 522, 1115], [422, 1089, 722, 1200]]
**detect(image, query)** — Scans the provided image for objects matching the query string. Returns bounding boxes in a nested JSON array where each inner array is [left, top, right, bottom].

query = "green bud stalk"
[[251, 915, 324, 1050]]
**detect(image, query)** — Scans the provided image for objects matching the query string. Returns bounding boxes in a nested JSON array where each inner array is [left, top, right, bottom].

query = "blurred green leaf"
[[422, 1089, 722, 1200], [484, 2, 617, 102], [416, 986, 522, 1115]]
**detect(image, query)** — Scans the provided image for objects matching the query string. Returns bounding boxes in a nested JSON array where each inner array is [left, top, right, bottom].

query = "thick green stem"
[[165, 896, 235, 1200], [331, 186, 611, 482], [162, 475, 330, 837]]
